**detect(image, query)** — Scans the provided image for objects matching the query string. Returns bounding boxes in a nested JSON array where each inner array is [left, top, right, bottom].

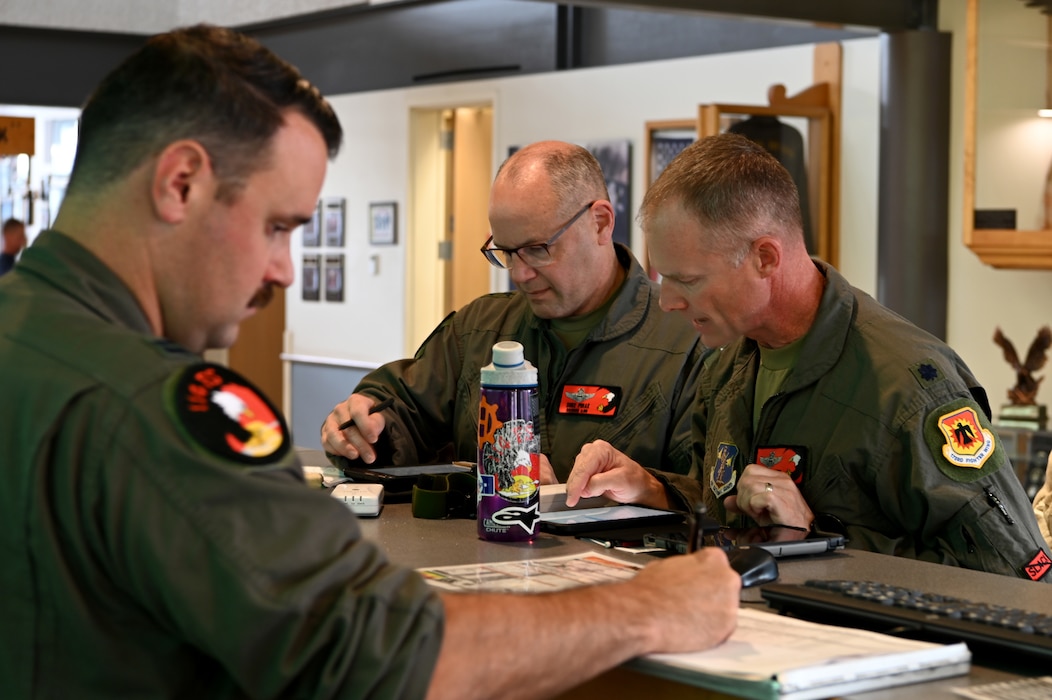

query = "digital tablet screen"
[[365, 463, 473, 477], [539, 505, 684, 535]]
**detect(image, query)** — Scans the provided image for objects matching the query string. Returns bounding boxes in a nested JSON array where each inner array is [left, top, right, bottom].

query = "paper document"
[[418, 552, 641, 593]]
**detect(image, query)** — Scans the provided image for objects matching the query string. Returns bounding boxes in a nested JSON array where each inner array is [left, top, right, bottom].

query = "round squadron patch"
[[924, 399, 1001, 483], [167, 363, 290, 465]]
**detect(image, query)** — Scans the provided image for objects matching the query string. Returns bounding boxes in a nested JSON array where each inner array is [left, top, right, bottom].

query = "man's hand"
[[564, 440, 670, 509], [723, 463, 814, 529], [538, 454, 558, 485], [320, 393, 389, 463]]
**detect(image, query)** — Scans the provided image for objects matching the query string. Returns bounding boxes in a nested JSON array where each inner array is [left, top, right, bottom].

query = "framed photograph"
[[324, 253, 345, 303], [302, 200, 321, 247], [584, 140, 632, 248], [369, 201, 398, 245], [324, 197, 346, 247], [301, 254, 320, 301]]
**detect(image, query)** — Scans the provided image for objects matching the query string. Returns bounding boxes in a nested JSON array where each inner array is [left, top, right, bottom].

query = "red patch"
[[755, 446, 806, 485], [1024, 550, 1052, 582], [558, 384, 621, 417]]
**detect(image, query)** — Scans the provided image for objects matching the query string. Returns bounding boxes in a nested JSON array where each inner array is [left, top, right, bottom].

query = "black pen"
[[337, 396, 395, 432], [687, 502, 708, 553]]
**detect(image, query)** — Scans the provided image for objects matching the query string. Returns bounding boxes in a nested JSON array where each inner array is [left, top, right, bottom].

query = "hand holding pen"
[[321, 395, 395, 463]]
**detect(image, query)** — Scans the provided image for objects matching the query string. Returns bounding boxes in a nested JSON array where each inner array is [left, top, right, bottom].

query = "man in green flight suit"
[[0, 23, 740, 700], [566, 133, 1052, 583]]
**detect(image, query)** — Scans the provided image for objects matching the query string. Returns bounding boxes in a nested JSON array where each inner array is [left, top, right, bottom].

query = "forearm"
[[427, 585, 653, 700]]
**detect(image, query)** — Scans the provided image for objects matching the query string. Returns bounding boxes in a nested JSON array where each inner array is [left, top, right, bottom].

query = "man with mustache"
[[323, 141, 704, 492], [0, 25, 740, 699]]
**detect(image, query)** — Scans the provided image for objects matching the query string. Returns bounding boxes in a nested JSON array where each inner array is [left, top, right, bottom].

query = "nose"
[[658, 281, 686, 313], [508, 254, 538, 286], [269, 239, 295, 288]]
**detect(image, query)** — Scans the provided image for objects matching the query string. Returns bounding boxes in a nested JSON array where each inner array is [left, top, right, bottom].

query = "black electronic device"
[[726, 546, 780, 587], [644, 524, 845, 558], [761, 579, 1052, 662], [342, 462, 474, 495], [538, 504, 685, 536]]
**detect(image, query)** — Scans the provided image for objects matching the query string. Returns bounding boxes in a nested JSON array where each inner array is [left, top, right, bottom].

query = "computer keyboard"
[[761, 580, 1052, 662]]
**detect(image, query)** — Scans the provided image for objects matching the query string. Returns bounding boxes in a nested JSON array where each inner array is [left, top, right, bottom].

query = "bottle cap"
[[481, 341, 537, 387]]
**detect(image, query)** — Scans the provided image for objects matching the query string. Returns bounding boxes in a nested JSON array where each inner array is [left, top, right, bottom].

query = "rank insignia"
[[909, 359, 943, 387], [1024, 550, 1052, 582], [755, 446, 806, 485], [936, 406, 995, 469], [710, 442, 739, 498], [558, 384, 622, 417], [168, 363, 290, 465]]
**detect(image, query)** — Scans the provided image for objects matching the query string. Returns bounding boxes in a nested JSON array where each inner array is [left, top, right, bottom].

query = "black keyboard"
[[761, 580, 1052, 662]]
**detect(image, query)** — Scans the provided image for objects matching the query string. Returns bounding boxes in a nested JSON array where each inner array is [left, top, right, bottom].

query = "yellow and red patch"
[[936, 406, 994, 469]]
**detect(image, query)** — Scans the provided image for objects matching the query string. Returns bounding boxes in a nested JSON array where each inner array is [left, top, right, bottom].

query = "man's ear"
[[753, 236, 782, 277], [592, 199, 617, 244], [151, 140, 211, 224]]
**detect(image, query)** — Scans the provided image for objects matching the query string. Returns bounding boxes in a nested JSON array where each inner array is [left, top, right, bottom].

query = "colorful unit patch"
[[558, 384, 622, 417], [1024, 550, 1052, 582], [936, 406, 995, 470], [755, 446, 806, 485], [710, 442, 739, 498], [168, 363, 290, 465]]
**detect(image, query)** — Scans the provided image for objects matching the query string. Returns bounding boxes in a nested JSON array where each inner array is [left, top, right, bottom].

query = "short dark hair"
[[2, 218, 23, 234], [639, 133, 802, 262], [67, 24, 342, 202]]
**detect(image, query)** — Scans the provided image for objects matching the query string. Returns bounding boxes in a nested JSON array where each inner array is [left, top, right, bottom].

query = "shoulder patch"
[[1024, 550, 1051, 582], [908, 359, 943, 387], [923, 398, 1002, 483], [166, 363, 290, 465]]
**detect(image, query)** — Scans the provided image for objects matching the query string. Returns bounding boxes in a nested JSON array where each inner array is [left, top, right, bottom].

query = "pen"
[[337, 396, 395, 432], [687, 502, 708, 553]]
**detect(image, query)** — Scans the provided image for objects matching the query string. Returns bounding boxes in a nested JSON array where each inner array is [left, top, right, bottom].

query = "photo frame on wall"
[[302, 200, 321, 247], [324, 197, 346, 247], [302, 254, 320, 301], [584, 140, 631, 248], [324, 253, 345, 302], [369, 201, 398, 245]]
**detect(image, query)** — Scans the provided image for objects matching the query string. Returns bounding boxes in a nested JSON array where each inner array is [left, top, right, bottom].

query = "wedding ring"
[[764, 482, 774, 493]]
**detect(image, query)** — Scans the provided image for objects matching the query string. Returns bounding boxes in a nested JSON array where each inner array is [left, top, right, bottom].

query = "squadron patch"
[[558, 384, 622, 417], [924, 399, 1001, 483], [167, 363, 290, 465], [710, 442, 739, 498], [755, 446, 807, 485]]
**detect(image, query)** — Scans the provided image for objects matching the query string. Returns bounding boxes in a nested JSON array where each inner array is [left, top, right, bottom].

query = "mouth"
[[248, 284, 274, 310]]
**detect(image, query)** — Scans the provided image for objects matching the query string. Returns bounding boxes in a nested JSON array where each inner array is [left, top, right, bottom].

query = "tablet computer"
[[644, 525, 846, 558], [538, 504, 685, 536], [343, 463, 474, 494]]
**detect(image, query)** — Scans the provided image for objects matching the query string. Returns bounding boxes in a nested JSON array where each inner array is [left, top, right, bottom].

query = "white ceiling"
[[0, 0, 404, 34]]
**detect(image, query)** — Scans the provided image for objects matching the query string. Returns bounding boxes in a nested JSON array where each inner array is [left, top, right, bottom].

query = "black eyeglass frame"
[[480, 200, 597, 270]]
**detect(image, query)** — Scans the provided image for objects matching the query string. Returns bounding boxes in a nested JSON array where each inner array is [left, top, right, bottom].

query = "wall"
[[285, 38, 883, 440], [944, 0, 1052, 412]]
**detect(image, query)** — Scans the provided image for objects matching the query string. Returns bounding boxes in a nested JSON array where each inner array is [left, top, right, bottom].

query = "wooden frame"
[[698, 80, 838, 266], [962, 0, 1052, 269]]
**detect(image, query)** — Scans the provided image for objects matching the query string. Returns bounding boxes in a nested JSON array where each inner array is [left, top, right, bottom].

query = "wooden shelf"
[[967, 228, 1052, 269]]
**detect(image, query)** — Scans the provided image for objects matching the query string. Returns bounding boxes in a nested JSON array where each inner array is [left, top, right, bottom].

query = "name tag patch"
[[558, 384, 622, 417], [755, 446, 807, 485]]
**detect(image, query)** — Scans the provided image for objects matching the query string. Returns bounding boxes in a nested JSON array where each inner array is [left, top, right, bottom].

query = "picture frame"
[[369, 201, 398, 245], [324, 197, 346, 247], [302, 200, 321, 247], [324, 253, 345, 302], [301, 254, 320, 301]]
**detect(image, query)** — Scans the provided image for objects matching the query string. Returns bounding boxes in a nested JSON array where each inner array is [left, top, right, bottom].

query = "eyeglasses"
[[480, 201, 596, 270]]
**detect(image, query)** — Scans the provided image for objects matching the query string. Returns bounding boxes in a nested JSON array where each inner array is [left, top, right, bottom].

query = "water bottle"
[[477, 341, 540, 542]]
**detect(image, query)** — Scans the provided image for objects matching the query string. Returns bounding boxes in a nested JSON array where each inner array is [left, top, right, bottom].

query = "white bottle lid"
[[481, 341, 537, 387]]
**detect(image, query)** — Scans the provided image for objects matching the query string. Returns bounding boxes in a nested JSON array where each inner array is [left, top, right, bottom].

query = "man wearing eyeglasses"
[[322, 140, 705, 497]]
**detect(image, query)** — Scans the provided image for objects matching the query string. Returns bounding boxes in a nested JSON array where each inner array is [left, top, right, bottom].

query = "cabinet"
[[963, 0, 1052, 268]]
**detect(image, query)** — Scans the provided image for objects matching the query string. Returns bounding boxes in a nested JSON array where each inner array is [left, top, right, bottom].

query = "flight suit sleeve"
[[77, 371, 446, 698], [332, 311, 468, 468], [884, 397, 1052, 582]]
